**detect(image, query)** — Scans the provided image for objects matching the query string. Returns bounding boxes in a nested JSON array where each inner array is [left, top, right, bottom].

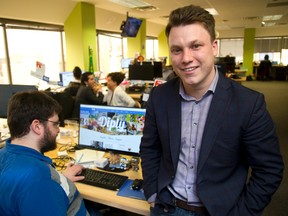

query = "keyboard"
[[78, 168, 128, 191]]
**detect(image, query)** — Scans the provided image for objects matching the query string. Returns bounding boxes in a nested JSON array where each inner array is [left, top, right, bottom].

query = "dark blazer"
[[140, 72, 284, 216]]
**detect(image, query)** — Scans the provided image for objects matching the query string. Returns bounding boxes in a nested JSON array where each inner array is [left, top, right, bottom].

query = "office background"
[[0, 1, 288, 215], [0, 0, 288, 87]]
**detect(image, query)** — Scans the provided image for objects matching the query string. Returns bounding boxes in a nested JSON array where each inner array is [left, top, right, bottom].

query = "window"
[[6, 29, 64, 88], [0, 26, 9, 84], [146, 38, 158, 60], [97, 32, 124, 78], [97, 32, 159, 80], [253, 37, 285, 64], [218, 39, 244, 64]]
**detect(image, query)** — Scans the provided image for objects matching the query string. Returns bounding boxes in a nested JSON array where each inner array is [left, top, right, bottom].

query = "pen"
[[77, 153, 84, 163]]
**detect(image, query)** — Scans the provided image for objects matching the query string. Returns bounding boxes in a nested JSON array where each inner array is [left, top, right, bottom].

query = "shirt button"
[[193, 123, 197, 126]]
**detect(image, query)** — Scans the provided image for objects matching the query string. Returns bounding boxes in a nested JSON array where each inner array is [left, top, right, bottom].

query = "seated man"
[[73, 72, 104, 118], [257, 54, 272, 80], [0, 91, 90, 215], [64, 66, 82, 97]]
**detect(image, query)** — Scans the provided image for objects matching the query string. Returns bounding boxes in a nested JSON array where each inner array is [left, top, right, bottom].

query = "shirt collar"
[[179, 67, 219, 101], [5, 139, 53, 165]]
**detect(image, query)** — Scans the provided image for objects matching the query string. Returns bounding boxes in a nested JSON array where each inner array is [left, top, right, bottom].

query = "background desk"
[[128, 93, 142, 101], [45, 146, 150, 216]]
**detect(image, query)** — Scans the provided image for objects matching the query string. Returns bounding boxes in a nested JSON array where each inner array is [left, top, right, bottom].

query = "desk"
[[231, 77, 246, 84], [45, 146, 150, 216], [128, 93, 142, 101]]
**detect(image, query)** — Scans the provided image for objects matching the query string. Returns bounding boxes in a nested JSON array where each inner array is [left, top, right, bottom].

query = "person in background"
[[0, 91, 88, 215], [64, 66, 82, 97], [140, 4, 283, 216], [73, 72, 104, 118], [103, 72, 140, 108], [257, 54, 272, 81], [161, 57, 175, 81]]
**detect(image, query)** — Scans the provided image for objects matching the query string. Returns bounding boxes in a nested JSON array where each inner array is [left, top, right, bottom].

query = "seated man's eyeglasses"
[[39, 119, 61, 127]]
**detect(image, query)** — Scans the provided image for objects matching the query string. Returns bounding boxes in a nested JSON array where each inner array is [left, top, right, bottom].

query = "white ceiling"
[[0, 0, 288, 37]]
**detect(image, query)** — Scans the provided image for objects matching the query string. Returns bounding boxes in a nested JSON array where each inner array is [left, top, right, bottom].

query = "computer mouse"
[[131, 179, 143, 191]]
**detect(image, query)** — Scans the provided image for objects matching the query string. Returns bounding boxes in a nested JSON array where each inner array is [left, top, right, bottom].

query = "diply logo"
[[98, 116, 126, 131]]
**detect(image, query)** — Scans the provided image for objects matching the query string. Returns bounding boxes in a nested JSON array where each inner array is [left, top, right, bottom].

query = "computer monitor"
[[128, 64, 155, 81], [121, 58, 134, 69], [0, 84, 38, 118], [153, 61, 163, 78], [59, 71, 74, 87], [128, 63, 163, 80], [78, 104, 146, 157]]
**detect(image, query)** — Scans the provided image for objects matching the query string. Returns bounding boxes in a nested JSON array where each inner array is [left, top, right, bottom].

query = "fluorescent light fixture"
[[109, 0, 151, 8], [205, 8, 219, 16], [264, 22, 276, 27], [262, 15, 283, 21]]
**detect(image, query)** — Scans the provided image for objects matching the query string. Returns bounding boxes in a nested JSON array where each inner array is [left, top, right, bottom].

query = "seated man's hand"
[[62, 163, 85, 182], [92, 84, 102, 94]]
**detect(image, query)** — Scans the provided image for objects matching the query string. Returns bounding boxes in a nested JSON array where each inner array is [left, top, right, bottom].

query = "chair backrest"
[[44, 91, 75, 126]]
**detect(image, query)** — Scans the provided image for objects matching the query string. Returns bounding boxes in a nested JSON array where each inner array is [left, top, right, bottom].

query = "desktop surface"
[[45, 144, 149, 215]]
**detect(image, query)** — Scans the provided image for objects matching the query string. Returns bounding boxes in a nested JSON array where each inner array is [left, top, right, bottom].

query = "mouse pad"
[[117, 179, 145, 200]]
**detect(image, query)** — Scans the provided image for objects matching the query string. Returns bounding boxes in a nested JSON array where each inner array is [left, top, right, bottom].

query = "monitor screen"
[[59, 71, 74, 87], [121, 17, 142, 37], [78, 104, 146, 156], [121, 58, 134, 69], [0, 84, 38, 118], [153, 61, 163, 78], [128, 64, 155, 81]]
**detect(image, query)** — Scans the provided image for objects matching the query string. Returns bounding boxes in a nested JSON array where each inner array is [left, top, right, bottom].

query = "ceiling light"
[[261, 21, 265, 27], [109, 0, 151, 8], [263, 15, 283, 21], [264, 22, 276, 27], [134, 6, 158, 11], [205, 8, 219, 16]]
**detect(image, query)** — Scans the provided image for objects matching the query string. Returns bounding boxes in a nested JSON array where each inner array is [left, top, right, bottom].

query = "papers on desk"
[[75, 149, 106, 168]]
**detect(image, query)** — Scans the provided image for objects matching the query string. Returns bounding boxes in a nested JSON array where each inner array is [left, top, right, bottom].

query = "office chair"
[[44, 91, 76, 127]]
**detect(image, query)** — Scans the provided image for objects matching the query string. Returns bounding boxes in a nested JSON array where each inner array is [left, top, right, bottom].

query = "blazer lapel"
[[197, 76, 233, 173], [167, 80, 182, 170]]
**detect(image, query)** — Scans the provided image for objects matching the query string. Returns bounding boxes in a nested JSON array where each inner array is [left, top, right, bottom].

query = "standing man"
[[140, 5, 283, 216], [0, 91, 88, 215]]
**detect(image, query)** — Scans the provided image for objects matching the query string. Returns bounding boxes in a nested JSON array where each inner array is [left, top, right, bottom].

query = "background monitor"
[[121, 58, 134, 69], [121, 17, 142, 37], [78, 104, 146, 156], [128, 64, 155, 81], [128, 62, 163, 80], [153, 61, 163, 78], [215, 56, 236, 73], [59, 71, 74, 87], [0, 84, 38, 118]]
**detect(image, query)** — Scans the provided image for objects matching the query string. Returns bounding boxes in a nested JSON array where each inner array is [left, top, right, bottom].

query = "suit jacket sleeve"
[[196, 76, 284, 216]]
